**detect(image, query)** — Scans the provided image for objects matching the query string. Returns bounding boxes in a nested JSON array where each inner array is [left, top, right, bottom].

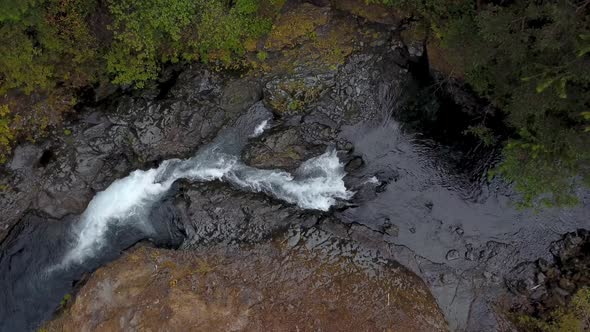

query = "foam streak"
[[64, 144, 352, 265]]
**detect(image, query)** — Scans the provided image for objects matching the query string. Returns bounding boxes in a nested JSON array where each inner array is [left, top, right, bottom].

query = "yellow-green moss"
[[0, 105, 16, 164], [514, 287, 590, 332], [268, 79, 326, 114], [265, 3, 329, 51]]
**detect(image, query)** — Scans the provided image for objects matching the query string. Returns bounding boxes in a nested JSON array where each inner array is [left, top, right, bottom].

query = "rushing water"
[[0, 104, 353, 331]]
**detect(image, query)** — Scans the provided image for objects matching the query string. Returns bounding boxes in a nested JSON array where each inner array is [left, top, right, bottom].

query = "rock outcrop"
[[45, 236, 448, 332]]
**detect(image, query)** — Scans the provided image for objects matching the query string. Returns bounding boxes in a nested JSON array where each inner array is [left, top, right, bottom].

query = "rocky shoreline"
[[1, 2, 588, 331]]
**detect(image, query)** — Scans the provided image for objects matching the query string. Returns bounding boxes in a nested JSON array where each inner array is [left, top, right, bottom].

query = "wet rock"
[[383, 222, 399, 237], [34, 188, 93, 220], [7, 145, 44, 172], [537, 258, 550, 272], [0, 65, 234, 241], [306, 0, 330, 6], [176, 183, 300, 246], [507, 230, 590, 327], [242, 126, 327, 171], [345, 156, 363, 172], [0, 6, 586, 332], [169, 67, 223, 103], [408, 44, 424, 58], [446, 249, 461, 261], [529, 286, 548, 302], [220, 79, 262, 114], [264, 73, 335, 116], [554, 286, 570, 298], [558, 277, 576, 292], [546, 267, 561, 279], [465, 244, 475, 261]]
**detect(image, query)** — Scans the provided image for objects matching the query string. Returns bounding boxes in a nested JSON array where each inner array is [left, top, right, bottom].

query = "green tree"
[[375, 0, 590, 207], [105, 0, 196, 87]]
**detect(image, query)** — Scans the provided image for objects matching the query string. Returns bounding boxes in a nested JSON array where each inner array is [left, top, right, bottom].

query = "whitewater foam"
[[63, 130, 353, 265], [251, 120, 269, 137], [62, 168, 174, 265], [227, 150, 352, 210]]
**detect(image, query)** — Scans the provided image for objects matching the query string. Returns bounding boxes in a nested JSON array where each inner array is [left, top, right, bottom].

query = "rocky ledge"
[[44, 231, 447, 332]]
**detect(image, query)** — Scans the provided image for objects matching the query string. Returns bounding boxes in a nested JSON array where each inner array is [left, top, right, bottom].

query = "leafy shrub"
[[106, 0, 197, 87], [0, 0, 99, 93]]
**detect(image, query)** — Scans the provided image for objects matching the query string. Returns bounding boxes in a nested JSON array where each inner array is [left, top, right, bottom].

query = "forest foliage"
[[374, 0, 590, 207], [0, 0, 282, 161], [0, 0, 588, 207]]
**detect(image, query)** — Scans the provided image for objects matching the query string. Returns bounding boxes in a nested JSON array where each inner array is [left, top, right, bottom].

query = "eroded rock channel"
[[0, 2, 588, 331]]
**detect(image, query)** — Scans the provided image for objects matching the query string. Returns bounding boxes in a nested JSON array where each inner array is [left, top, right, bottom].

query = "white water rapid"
[[62, 114, 353, 265]]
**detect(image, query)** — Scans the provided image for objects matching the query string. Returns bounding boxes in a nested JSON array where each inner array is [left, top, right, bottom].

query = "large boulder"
[[45, 237, 447, 332]]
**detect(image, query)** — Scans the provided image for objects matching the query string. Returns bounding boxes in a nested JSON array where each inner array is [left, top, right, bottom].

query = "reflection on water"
[[338, 118, 588, 264]]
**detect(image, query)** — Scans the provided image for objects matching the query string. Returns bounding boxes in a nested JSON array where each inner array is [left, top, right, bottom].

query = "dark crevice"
[[156, 70, 181, 100], [38, 149, 54, 168]]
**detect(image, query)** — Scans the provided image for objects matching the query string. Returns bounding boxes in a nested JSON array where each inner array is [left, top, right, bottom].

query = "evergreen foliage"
[[375, 0, 590, 207]]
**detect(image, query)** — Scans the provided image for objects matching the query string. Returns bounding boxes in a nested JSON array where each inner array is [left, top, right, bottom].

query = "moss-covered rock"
[[264, 3, 330, 51], [219, 79, 263, 114], [332, 0, 406, 25], [264, 74, 333, 115]]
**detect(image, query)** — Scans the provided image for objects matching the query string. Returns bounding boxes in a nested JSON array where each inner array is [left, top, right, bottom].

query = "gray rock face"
[[242, 126, 328, 171], [220, 79, 263, 114], [176, 182, 305, 247], [0, 67, 256, 241], [8, 145, 44, 172]]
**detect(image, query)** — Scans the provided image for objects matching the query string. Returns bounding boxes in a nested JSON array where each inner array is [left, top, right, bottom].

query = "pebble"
[[446, 250, 461, 261]]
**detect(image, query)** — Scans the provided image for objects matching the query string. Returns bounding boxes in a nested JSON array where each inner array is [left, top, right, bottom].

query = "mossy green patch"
[[264, 3, 329, 51], [267, 78, 327, 114], [514, 287, 590, 332], [0, 105, 15, 164]]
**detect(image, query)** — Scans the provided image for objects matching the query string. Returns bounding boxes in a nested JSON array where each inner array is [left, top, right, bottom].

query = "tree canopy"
[[0, 0, 588, 207], [375, 0, 590, 207]]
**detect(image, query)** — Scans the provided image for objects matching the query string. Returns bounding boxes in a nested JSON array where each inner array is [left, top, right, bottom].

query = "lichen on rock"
[[44, 232, 448, 332]]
